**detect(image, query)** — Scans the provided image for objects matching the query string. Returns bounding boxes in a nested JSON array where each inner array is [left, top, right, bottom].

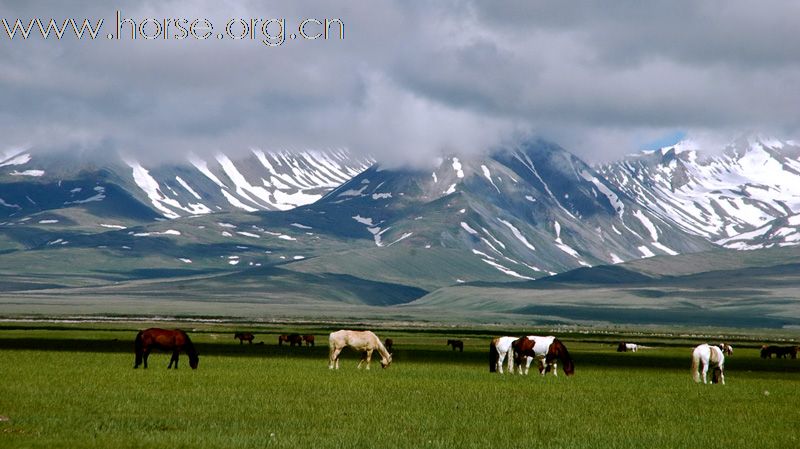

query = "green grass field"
[[1, 325, 799, 449]]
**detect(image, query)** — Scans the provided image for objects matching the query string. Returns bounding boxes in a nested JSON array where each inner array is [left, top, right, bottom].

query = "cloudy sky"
[[1, 0, 798, 165]]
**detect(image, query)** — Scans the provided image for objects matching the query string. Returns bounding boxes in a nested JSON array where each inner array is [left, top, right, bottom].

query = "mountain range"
[[2, 136, 800, 326]]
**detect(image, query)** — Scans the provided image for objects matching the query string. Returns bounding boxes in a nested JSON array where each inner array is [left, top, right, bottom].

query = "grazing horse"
[[278, 334, 303, 347], [302, 335, 315, 347], [761, 345, 798, 359], [328, 330, 392, 370], [489, 336, 517, 373], [717, 343, 733, 356], [234, 332, 254, 345], [512, 336, 575, 376], [447, 339, 464, 352], [134, 328, 199, 370], [617, 342, 638, 352], [691, 343, 725, 384], [384, 338, 394, 352]]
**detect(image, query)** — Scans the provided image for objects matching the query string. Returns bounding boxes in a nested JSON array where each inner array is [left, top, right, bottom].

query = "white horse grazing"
[[489, 336, 517, 373], [691, 343, 725, 384], [328, 330, 392, 370]]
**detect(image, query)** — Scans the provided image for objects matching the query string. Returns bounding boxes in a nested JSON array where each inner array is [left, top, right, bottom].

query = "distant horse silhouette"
[[691, 343, 724, 384], [134, 328, 198, 370], [329, 330, 392, 369], [279, 334, 303, 346], [234, 332, 254, 345], [761, 345, 798, 359], [303, 335, 315, 347], [617, 342, 638, 352], [384, 338, 394, 352], [447, 339, 464, 352], [511, 336, 575, 376]]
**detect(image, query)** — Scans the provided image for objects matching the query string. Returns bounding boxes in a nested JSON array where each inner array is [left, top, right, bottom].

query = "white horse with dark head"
[[328, 330, 392, 370], [691, 343, 725, 384]]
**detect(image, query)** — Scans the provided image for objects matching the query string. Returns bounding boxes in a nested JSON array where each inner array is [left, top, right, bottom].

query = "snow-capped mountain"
[[598, 136, 800, 242], [0, 148, 372, 223], [307, 140, 712, 278]]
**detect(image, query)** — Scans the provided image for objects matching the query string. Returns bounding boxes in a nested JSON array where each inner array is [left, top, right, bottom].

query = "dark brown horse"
[[302, 335, 315, 346], [384, 338, 394, 352], [234, 332, 254, 345], [134, 328, 199, 369], [512, 336, 574, 376], [447, 339, 464, 352], [761, 345, 798, 359], [278, 333, 303, 346]]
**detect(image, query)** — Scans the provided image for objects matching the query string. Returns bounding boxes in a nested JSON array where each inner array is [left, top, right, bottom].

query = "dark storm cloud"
[[0, 0, 798, 165]]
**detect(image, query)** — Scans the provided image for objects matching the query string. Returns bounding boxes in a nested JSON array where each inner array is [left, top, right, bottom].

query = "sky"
[[1, 0, 799, 166]]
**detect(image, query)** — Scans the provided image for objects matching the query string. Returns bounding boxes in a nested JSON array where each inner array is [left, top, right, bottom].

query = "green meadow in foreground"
[[0, 326, 798, 449]]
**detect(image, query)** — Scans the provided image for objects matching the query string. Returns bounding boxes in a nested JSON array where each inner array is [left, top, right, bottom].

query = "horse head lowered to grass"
[[691, 343, 724, 384], [328, 330, 392, 370], [512, 336, 575, 376], [134, 328, 199, 370]]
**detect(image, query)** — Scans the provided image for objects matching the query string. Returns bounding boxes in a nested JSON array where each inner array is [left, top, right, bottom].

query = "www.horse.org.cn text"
[[0, 10, 344, 47]]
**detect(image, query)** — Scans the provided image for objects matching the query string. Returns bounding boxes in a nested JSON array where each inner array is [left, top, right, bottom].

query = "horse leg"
[[143, 350, 150, 369], [497, 351, 505, 374], [719, 366, 725, 385], [168, 351, 179, 369], [328, 346, 341, 369], [365, 349, 373, 370], [701, 362, 709, 384], [551, 361, 558, 377], [524, 356, 533, 375], [357, 351, 367, 369]]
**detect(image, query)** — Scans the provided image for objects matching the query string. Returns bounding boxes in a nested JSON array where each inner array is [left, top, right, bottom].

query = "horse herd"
[[132, 328, 795, 384]]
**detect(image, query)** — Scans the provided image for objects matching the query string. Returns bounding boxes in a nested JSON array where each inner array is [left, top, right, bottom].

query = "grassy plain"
[[0, 324, 798, 449]]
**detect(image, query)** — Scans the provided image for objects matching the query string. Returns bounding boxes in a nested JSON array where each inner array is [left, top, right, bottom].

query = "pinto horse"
[[617, 342, 638, 352], [134, 328, 199, 370], [302, 335, 315, 346], [278, 334, 303, 346], [328, 330, 392, 370], [512, 336, 575, 376], [691, 343, 725, 384], [489, 336, 517, 373], [234, 332, 254, 345], [447, 339, 464, 352], [717, 343, 733, 356]]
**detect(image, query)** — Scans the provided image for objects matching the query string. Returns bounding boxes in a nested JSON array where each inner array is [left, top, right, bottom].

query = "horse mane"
[[552, 338, 574, 375], [374, 334, 391, 360], [179, 330, 199, 362]]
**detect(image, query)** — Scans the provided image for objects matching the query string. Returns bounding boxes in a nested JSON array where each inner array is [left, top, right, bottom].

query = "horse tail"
[[691, 349, 701, 383], [134, 330, 143, 368], [489, 339, 498, 372]]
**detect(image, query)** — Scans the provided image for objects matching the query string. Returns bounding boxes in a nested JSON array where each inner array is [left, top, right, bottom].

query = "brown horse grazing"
[[511, 336, 574, 376], [134, 328, 199, 370], [234, 332, 254, 345], [278, 334, 303, 346], [302, 335, 315, 347], [384, 338, 394, 352], [761, 345, 798, 359], [447, 339, 464, 352]]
